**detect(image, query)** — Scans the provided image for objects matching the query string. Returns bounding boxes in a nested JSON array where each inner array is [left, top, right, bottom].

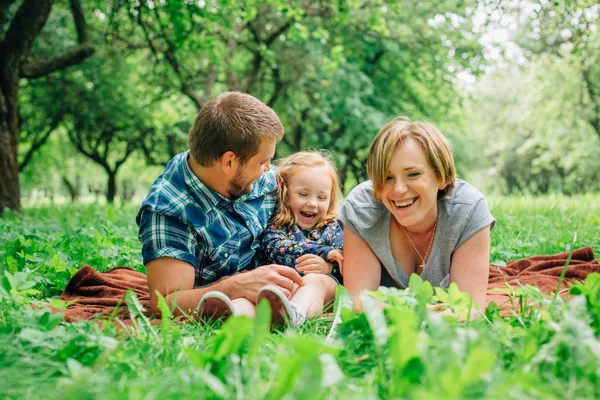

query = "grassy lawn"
[[1, 196, 599, 399]]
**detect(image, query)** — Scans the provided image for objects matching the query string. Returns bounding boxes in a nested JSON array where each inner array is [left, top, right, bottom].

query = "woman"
[[339, 117, 495, 311]]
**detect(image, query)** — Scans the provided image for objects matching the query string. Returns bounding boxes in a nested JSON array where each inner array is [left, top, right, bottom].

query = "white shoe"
[[256, 285, 306, 326], [197, 291, 237, 321]]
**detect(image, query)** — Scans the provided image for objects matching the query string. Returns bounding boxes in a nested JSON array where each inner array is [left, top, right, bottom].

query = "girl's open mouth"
[[300, 211, 317, 219]]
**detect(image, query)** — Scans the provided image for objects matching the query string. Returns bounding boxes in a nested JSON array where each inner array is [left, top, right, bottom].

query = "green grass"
[[488, 194, 600, 261], [1, 196, 599, 399]]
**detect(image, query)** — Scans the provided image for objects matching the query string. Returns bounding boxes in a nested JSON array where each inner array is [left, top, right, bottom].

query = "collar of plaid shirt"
[[181, 150, 277, 211]]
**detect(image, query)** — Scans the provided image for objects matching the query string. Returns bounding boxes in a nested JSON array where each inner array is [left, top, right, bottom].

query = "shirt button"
[[224, 252, 229, 257]]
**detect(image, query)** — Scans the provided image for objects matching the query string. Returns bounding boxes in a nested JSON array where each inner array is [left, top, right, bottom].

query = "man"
[[137, 92, 303, 318]]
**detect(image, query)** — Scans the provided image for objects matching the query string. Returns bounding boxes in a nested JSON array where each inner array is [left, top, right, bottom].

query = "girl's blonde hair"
[[273, 150, 341, 230], [367, 117, 456, 201]]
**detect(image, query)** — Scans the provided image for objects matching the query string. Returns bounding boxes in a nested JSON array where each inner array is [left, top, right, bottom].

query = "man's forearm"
[[153, 264, 302, 316]]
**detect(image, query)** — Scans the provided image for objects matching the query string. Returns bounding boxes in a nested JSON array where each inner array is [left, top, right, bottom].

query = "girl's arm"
[[293, 221, 344, 261], [449, 226, 491, 311], [260, 225, 335, 267], [295, 222, 344, 279]]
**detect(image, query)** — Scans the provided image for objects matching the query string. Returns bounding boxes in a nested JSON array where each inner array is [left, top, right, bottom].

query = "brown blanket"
[[486, 246, 599, 311], [54, 246, 600, 322], [56, 266, 152, 323]]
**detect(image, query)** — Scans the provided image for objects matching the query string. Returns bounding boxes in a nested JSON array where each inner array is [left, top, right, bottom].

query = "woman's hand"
[[327, 249, 344, 275], [426, 303, 483, 322], [295, 254, 333, 275]]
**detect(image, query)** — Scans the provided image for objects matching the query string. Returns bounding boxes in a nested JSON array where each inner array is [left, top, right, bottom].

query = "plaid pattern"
[[136, 151, 277, 287]]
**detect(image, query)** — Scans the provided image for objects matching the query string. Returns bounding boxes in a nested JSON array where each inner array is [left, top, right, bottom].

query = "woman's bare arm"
[[343, 226, 382, 300], [449, 226, 491, 311]]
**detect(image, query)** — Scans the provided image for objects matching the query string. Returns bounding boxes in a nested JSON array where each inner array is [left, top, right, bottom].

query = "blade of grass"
[[554, 233, 576, 301], [325, 284, 352, 344]]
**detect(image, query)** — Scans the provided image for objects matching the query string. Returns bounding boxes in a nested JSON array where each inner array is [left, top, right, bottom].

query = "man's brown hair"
[[188, 92, 284, 166]]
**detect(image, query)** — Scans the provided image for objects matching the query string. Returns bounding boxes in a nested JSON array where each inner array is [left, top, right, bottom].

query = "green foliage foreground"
[[1, 197, 600, 399]]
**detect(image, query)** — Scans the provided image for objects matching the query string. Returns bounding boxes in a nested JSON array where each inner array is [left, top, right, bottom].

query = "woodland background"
[[1, 0, 599, 212]]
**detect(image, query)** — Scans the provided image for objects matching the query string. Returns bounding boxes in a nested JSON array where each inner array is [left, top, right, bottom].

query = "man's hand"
[[295, 254, 333, 275], [327, 249, 344, 275], [233, 264, 303, 301]]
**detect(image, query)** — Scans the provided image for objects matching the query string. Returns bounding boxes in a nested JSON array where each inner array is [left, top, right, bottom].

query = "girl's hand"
[[295, 254, 333, 275], [327, 249, 344, 275]]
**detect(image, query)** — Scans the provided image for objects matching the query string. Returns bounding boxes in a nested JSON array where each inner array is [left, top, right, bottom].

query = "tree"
[[105, 0, 315, 109], [264, 0, 483, 188], [102, 1, 350, 165], [103, 0, 483, 190], [514, 0, 600, 140], [467, 55, 600, 194], [59, 51, 156, 203], [17, 75, 67, 171], [0, 0, 94, 215]]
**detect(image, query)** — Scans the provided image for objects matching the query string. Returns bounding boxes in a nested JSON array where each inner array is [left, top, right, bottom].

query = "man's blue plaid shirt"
[[136, 151, 278, 287]]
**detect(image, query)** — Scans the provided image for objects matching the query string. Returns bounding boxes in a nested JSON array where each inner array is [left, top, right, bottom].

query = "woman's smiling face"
[[380, 138, 447, 231]]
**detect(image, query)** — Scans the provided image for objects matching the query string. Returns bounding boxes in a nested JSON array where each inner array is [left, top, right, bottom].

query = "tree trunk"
[[0, 0, 93, 215], [106, 172, 117, 203], [0, 0, 56, 215], [61, 175, 80, 202], [0, 80, 21, 214]]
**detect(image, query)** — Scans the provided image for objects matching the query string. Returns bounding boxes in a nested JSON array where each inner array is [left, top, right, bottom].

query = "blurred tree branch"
[[20, 0, 95, 79], [19, 109, 65, 171]]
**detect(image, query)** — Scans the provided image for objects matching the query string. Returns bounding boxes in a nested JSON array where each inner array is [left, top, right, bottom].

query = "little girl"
[[258, 151, 344, 326]]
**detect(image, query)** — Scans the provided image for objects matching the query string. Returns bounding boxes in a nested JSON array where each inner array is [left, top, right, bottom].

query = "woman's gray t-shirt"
[[338, 179, 495, 289]]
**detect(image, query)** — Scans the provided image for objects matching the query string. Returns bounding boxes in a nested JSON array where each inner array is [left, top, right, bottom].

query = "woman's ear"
[[438, 177, 450, 191]]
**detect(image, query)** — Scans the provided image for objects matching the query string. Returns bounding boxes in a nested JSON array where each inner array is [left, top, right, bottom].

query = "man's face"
[[228, 139, 276, 199]]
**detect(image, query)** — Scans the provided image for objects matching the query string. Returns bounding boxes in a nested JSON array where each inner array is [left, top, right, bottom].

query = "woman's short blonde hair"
[[367, 117, 456, 201], [273, 150, 341, 230]]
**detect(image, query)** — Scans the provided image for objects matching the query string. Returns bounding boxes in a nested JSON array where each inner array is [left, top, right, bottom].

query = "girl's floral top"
[[260, 220, 344, 283]]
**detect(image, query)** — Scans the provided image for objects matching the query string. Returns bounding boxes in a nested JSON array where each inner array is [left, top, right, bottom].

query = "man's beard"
[[228, 166, 253, 199]]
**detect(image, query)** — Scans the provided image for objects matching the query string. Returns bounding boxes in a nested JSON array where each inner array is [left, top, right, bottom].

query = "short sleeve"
[[456, 197, 496, 249], [138, 209, 198, 267], [338, 198, 361, 235], [337, 181, 383, 236]]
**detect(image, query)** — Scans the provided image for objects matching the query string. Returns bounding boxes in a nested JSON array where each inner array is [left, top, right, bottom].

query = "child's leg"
[[290, 274, 338, 319], [231, 298, 256, 318]]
